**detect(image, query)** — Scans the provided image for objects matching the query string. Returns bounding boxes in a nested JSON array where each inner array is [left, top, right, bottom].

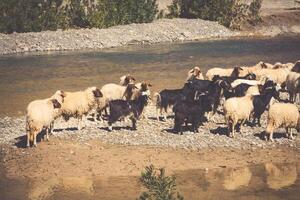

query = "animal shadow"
[[99, 126, 135, 132], [255, 131, 288, 141], [210, 126, 229, 136], [14, 130, 46, 148]]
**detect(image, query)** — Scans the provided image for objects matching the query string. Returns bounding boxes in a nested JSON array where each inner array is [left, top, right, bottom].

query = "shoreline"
[[1, 18, 299, 56], [1, 139, 299, 179]]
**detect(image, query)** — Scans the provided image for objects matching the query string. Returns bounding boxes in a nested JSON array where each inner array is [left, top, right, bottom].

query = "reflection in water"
[[1, 163, 300, 200], [0, 37, 300, 117], [223, 167, 252, 190], [265, 163, 298, 190], [29, 177, 94, 200]]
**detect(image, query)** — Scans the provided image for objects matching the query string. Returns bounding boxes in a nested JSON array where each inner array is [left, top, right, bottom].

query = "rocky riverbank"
[[0, 19, 239, 55], [1, 102, 299, 150]]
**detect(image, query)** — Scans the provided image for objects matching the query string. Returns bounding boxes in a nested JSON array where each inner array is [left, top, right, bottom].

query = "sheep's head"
[[124, 74, 136, 85], [140, 82, 152, 92], [120, 74, 136, 86], [246, 73, 256, 80], [232, 66, 243, 78], [92, 87, 103, 98], [51, 99, 61, 109], [193, 66, 201, 76]]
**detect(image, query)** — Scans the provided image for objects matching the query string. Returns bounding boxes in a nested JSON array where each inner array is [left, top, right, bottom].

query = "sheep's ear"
[[147, 83, 152, 87], [51, 99, 61, 109]]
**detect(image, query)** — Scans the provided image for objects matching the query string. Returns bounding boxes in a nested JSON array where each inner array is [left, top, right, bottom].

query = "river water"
[[0, 162, 299, 200], [0, 36, 299, 117]]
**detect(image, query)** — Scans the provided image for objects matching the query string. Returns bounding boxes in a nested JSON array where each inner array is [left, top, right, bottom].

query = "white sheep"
[[26, 93, 62, 147], [252, 68, 290, 85], [61, 86, 102, 130], [231, 79, 262, 88], [285, 71, 300, 102], [119, 74, 135, 86], [246, 85, 260, 95], [265, 103, 300, 141], [205, 66, 243, 80], [187, 66, 204, 80], [239, 61, 268, 76], [223, 95, 254, 138]]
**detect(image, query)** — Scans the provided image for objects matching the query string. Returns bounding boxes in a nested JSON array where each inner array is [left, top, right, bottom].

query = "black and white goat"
[[107, 90, 150, 131]]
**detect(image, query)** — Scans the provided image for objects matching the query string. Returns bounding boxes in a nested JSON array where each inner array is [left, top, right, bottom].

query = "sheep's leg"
[[45, 128, 50, 141], [156, 108, 161, 121], [269, 130, 274, 142], [77, 117, 82, 130], [49, 121, 54, 134], [26, 131, 30, 148], [33, 132, 37, 147]]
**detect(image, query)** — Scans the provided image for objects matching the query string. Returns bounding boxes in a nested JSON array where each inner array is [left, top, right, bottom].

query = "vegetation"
[[166, 0, 263, 29], [0, 0, 158, 33], [137, 165, 184, 200]]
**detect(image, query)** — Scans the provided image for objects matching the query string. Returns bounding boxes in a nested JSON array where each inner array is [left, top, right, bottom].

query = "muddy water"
[[0, 36, 300, 117], [0, 163, 299, 200]]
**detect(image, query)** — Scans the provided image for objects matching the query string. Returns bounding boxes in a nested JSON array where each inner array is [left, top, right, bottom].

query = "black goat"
[[183, 78, 223, 119], [251, 80, 279, 126], [108, 91, 150, 131], [212, 73, 256, 84], [222, 82, 253, 99], [173, 94, 214, 134], [154, 89, 184, 121]]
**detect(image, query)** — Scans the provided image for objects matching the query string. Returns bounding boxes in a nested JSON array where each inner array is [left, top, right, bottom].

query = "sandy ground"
[[1, 138, 300, 179]]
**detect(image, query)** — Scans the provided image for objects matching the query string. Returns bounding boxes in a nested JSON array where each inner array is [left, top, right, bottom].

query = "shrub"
[[0, 0, 158, 33], [137, 165, 184, 200], [167, 0, 262, 30]]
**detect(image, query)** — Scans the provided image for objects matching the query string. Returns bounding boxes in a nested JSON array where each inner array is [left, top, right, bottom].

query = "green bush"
[[0, 0, 158, 33], [167, 0, 262, 30], [137, 165, 184, 200]]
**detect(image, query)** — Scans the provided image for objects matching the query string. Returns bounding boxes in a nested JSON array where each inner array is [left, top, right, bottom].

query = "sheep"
[[239, 61, 269, 75], [26, 97, 62, 147], [231, 79, 262, 88], [60, 87, 102, 130], [205, 66, 243, 80], [252, 68, 290, 85], [265, 163, 297, 190], [187, 66, 204, 81], [285, 71, 300, 102], [265, 103, 300, 141], [119, 74, 136, 86], [223, 95, 254, 138], [246, 85, 260, 95]]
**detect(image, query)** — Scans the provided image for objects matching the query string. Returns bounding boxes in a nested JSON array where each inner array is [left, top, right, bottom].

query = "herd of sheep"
[[25, 60, 300, 147]]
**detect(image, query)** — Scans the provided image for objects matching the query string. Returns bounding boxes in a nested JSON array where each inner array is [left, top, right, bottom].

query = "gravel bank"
[[0, 19, 238, 55], [1, 102, 299, 150]]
